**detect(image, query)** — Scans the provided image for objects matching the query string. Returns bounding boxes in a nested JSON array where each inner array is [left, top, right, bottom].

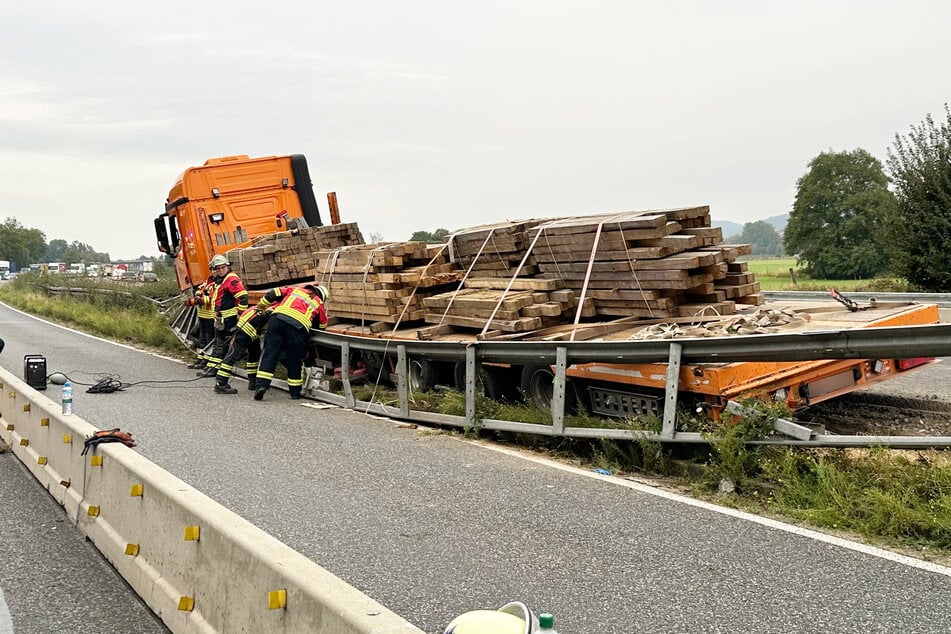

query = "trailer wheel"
[[520, 365, 555, 409], [520, 364, 576, 411], [409, 357, 436, 391], [453, 362, 514, 401]]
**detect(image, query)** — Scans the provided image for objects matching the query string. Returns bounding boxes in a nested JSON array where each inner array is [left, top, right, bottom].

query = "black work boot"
[[254, 387, 267, 401], [214, 383, 238, 395], [289, 387, 302, 400], [186, 359, 206, 370], [247, 377, 257, 391], [197, 366, 217, 378]]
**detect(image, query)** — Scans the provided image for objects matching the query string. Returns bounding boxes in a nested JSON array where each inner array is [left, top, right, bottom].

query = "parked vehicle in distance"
[[139, 272, 159, 283]]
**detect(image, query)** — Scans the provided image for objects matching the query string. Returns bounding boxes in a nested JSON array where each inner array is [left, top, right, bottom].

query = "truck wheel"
[[453, 363, 514, 401], [409, 357, 435, 391], [520, 364, 577, 412]]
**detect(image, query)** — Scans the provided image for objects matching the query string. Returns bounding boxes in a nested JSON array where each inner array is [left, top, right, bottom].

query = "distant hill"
[[712, 214, 788, 239]]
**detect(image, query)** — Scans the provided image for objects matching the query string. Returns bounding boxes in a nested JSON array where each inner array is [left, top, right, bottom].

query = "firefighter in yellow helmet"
[[443, 602, 538, 634]]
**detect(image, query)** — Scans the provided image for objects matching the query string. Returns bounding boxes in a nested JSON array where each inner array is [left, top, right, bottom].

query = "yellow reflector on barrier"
[[130, 484, 143, 497], [37, 456, 47, 465], [87, 506, 100, 517], [268, 589, 287, 610], [19, 438, 28, 447], [184, 526, 200, 541], [60, 479, 70, 488], [22, 404, 29, 412], [5, 424, 12, 431], [63, 434, 72, 444], [90, 455, 103, 467], [178, 596, 195, 612], [40, 418, 49, 427], [125, 544, 140, 556]]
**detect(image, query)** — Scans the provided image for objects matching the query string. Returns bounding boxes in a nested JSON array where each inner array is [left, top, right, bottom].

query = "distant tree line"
[[0, 218, 112, 269]]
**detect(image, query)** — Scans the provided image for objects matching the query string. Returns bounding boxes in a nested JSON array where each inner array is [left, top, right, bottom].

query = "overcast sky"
[[1, 1, 947, 259]]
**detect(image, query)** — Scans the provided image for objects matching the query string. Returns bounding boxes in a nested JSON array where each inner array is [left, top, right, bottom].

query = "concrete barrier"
[[0, 366, 423, 634]]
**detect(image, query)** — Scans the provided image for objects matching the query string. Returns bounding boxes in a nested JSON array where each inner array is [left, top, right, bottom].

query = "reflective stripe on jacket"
[[196, 277, 217, 319], [236, 307, 269, 340], [214, 271, 248, 319], [259, 286, 327, 330]]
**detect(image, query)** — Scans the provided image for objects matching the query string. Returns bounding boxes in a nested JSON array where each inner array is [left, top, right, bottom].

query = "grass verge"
[[0, 273, 188, 356]]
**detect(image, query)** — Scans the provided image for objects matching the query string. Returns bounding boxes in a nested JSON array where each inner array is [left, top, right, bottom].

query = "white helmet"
[[209, 254, 230, 269]]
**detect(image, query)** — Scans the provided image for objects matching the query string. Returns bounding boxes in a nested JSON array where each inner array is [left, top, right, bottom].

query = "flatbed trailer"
[[300, 300, 940, 421], [159, 153, 945, 435]]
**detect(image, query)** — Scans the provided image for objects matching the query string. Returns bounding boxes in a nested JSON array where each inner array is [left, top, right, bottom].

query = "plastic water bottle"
[[538, 613, 559, 633], [61, 381, 73, 416]]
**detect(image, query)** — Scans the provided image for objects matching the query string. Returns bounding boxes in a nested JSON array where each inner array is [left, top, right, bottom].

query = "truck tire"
[[409, 357, 435, 391], [520, 364, 577, 412], [453, 362, 514, 402]]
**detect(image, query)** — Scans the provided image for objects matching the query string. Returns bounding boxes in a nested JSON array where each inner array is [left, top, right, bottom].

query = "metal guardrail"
[[764, 290, 951, 308], [301, 323, 951, 449]]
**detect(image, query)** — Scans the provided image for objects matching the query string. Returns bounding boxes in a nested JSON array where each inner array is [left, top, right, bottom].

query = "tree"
[[784, 149, 896, 279], [44, 238, 68, 261], [886, 104, 951, 291], [739, 220, 784, 256], [0, 217, 47, 269], [409, 228, 450, 242]]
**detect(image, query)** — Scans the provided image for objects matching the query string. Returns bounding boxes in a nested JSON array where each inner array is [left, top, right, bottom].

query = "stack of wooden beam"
[[227, 223, 364, 288], [314, 242, 463, 330], [448, 219, 548, 278], [521, 207, 761, 318], [420, 276, 596, 333]]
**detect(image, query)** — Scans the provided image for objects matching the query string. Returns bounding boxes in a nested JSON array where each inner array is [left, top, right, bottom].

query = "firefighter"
[[213, 305, 271, 394], [252, 284, 328, 401], [185, 270, 217, 369], [198, 255, 248, 377]]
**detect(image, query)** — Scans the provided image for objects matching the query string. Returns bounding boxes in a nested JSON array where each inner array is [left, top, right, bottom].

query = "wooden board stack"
[[420, 276, 596, 334], [227, 223, 364, 288], [448, 219, 549, 278], [314, 242, 464, 331], [518, 207, 763, 318]]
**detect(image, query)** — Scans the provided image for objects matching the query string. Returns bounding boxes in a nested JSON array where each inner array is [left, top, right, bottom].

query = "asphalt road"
[[1, 301, 951, 633]]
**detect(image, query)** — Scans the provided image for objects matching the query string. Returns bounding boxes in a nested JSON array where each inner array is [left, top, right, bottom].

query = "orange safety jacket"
[[195, 277, 217, 320], [214, 271, 248, 319], [258, 286, 328, 330]]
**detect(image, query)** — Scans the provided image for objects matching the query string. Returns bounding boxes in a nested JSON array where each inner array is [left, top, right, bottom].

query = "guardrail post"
[[551, 346, 567, 434], [396, 344, 409, 418], [340, 341, 355, 408], [465, 346, 477, 427], [661, 342, 682, 439]]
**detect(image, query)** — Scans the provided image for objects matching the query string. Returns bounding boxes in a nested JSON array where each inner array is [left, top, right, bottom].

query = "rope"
[[435, 229, 497, 332], [568, 213, 628, 341], [478, 219, 563, 337]]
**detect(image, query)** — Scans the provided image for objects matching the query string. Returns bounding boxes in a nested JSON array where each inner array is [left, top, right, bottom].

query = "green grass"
[[741, 257, 911, 292]]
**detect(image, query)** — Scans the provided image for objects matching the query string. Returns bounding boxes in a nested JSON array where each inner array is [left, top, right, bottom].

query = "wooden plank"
[[424, 313, 543, 332], [462, 277, 562, 291]]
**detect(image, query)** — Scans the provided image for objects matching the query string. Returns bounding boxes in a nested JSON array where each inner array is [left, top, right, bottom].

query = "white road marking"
[[0, 301, 182, 362], [477, 441, 951, 578], [0, 588, 14, 634]]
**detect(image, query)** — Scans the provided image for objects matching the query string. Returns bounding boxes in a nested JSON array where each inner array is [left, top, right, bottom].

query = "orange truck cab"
[[154, 154, 322, 291]]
